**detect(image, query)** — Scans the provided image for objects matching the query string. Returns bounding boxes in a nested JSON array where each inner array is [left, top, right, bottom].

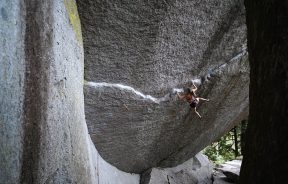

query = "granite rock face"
[[0, 1, 93, 183], [0, 1, 139, 183], [1, 0, 249, 182], [78, 0, 249, 173], [141, 153, 213, 184], [0, 1, 25, 183]]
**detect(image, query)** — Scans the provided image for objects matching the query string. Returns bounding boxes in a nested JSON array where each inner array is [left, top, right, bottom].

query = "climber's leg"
[[194, 107, 201, 118], [197, 97, 209, 101]]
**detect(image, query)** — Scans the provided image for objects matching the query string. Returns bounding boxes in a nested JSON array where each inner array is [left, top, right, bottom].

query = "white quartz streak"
[[85, 81, 175, 104]]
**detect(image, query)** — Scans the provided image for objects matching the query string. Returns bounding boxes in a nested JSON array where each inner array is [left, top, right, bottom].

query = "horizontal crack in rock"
[[84, 48, 247, 105]]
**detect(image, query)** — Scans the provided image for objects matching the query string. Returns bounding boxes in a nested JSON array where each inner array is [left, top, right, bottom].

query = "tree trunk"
[[240, 0, 288, 183], [240, 120, 247, 154], [233, 127, 239, 157]]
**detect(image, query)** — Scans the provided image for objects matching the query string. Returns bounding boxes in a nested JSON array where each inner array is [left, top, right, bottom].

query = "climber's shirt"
[[185, 94, 198, 108], [185, 95, 193, 103]]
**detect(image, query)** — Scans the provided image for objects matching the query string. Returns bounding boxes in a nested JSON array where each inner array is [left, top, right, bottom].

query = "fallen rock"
[[215, 160, 241, 183], [141, 153, 213, 184], [212, 171, 235, 184], [78, 0, 249, 173]]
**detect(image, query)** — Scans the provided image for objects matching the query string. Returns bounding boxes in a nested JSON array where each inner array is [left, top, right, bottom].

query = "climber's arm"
[[191, 81, 197, 91], [177, 93, 186, 100]]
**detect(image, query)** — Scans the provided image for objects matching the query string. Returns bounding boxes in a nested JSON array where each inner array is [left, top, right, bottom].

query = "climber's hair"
[[185, 88, 196, 97], [184, 88, 191, 94]]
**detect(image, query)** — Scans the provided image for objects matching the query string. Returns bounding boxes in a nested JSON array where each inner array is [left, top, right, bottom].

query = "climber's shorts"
[[190, 100, 198, 108]]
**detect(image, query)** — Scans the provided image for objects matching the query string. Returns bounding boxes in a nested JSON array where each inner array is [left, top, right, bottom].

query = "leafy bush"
[[203, 121, 247, 164]]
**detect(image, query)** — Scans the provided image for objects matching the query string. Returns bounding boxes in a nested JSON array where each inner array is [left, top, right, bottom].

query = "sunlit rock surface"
[[0, 1, 25, 183], [0, 1, 93, 183], [78, 0, 249, 173], [0, 1, 139, 183]]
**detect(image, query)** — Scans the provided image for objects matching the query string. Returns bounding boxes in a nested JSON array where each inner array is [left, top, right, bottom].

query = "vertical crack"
[[20, 1, 53, 183]]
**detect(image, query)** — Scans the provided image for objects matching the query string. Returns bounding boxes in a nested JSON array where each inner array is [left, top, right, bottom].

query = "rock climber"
[[177, 81, 209, 118]]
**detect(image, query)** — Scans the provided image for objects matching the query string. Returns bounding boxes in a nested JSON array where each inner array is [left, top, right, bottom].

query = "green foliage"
[[203, 122, 246, 164]]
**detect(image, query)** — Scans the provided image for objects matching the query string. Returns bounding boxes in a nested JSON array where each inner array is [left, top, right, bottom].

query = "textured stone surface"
[[18, 1, 95, 183], [0, 1, 25, 183], [78, 0, 249, 173], [89, 137, 140, 184], [1, 1, 140, 184], [213, 171, 235, 184], [240, 0, 288, 183], [141, 153, 213, 184], [216, 160, 241, 183]]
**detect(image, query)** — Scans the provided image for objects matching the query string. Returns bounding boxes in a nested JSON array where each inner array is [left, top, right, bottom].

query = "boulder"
[[78, 0, 249, 173], [216, 160, 241, 183], [212, 171, 235, 184], [141, 153, 213, 184], [1, 0, 249, 182]]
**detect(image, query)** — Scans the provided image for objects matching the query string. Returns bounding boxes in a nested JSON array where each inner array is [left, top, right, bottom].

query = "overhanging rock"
[[78, 0, 249, 173]]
